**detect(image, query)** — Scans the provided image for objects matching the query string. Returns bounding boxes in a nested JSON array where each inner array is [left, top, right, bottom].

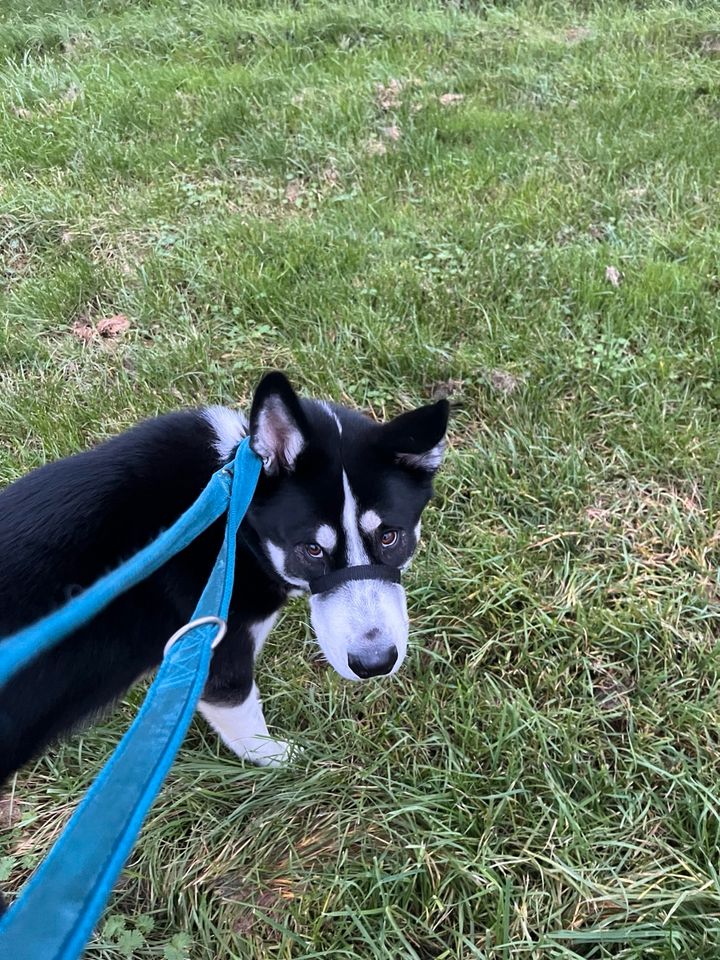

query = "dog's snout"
[[348, 645, 398, 679]]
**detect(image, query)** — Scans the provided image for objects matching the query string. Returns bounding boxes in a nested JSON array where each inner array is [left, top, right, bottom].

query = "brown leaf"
[[430, 378, 463, 401], [0, 795, 24, 829], [605, 265, 622, 287], [375, 79, 403, 111], [11, 106, 33, 120], [71, 318, 95, 342], [489, 369, 523, 394], [96, 314, 130, 337], [365, 137, 387, 156], [285, 179, 304, 204], [565, 27, 593, 44], [438, 93, 464, 106], [321, 163, 340, 186], [700, 34, 720, 55], [61, 34, 93, 57], [381, 124, 401, 142]]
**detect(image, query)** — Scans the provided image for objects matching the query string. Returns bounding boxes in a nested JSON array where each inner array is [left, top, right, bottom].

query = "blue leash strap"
[[0, 438, 261, 960], [0, 455, 233, 689]]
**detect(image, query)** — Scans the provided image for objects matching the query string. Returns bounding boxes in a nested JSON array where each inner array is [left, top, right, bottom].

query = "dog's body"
[[0, 406, 286, 779], [0, 373, 448, 784]]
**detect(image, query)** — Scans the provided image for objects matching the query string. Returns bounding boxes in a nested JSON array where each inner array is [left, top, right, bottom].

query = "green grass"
[[2, 0, 720, 956]]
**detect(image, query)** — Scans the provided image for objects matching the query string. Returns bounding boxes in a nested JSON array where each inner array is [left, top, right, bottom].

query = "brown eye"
[[305, 543, 323, 559], [381, 530, 398, 548]]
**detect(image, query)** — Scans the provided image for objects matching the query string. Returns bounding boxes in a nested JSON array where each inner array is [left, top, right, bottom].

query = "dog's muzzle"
[[309, 564, 401, 596]]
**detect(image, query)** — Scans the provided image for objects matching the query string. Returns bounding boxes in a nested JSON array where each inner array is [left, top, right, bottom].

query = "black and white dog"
[[0, 372, 449, 783]]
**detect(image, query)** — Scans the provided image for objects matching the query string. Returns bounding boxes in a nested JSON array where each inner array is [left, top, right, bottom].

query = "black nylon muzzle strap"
[[309, 564, 401, 596]]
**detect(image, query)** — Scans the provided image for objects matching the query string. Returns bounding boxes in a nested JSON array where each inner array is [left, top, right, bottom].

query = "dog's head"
[[244, 372, 449, 681]]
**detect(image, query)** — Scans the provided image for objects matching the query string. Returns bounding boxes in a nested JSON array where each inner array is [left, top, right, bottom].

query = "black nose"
[[348, 645, 398, 679]]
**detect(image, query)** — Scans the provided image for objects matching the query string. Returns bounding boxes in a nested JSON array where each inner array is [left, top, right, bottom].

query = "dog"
[[0, 371, 449, 789]]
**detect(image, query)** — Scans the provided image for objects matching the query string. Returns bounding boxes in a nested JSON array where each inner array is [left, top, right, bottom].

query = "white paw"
[[236, 737, 299, 767]]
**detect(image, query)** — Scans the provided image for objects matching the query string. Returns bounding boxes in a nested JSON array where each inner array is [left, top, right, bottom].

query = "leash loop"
[[163, 615, 227, 657]]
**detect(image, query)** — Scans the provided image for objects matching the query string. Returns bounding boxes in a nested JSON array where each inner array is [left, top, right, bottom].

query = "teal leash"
[[0, 454, 234, 688], [0, 438, 261, 960]]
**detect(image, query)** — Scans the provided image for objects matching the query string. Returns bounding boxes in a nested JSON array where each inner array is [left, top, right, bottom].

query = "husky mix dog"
[[0, 372, 449, 786]]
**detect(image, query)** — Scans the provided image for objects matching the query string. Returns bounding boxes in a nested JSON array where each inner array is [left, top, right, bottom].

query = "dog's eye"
[[380, 530, 399, 548], [305, 543, 323, 559]]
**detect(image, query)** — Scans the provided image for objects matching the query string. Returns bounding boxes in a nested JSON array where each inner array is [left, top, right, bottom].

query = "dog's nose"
[[348, 645, 398, 679]]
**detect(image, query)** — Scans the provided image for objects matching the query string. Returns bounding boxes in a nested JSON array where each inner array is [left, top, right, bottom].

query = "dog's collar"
[[309, 564, 401, 596]]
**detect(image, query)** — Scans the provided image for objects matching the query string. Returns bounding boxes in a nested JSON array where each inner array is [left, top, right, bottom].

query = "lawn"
[[1, 1, 720, 957]]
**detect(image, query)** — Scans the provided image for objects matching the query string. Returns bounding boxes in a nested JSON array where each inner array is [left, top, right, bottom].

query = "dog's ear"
[[379, 399, 450, 473], [250, 372, 309, 475]]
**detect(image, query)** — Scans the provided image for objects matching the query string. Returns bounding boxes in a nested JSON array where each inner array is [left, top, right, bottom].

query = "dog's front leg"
[[198, 614, 292, 766], [198, 686, 291, 767]]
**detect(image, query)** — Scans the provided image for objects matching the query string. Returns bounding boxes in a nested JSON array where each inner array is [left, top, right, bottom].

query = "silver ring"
[[163, 615, 227, 658]]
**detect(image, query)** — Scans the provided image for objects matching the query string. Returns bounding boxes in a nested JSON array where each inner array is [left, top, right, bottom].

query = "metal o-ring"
[[163, 615, 227, 658]]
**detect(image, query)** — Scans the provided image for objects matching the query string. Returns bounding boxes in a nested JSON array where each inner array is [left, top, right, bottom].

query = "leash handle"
[[0, 439, 261, 960]]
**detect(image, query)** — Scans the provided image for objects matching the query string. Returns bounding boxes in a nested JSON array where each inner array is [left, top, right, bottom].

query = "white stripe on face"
[[315, 524, 337, 552], [319, 402, 343, 435], [342, 471, 369, 565]]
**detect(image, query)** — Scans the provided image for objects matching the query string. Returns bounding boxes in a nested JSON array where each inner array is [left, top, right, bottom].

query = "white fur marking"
[[400, 521, 423, 573], [202, 406, 248, 462], [266, 541, 309, 589], [397, 440, 446, 472], [250, 612, 279, 659], [342, 471, 369, 565], [320, 402, 342, 435], [360, 509, 382, 534], [198, 686, 290, 766], [309, 477, 410, 682], [310, 580, 408, 681], [315, 524, 337, 552]]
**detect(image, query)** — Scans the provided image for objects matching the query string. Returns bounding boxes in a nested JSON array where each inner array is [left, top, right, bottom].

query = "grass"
[[1, 0, 720, 956]]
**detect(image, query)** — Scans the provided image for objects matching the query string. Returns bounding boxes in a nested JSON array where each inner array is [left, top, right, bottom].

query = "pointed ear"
[[379, 399, 450, 473], [249, 372, 309, 475]]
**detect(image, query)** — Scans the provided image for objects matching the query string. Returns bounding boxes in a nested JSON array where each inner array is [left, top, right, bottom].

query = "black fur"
[[0, 410, 287, 783]]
